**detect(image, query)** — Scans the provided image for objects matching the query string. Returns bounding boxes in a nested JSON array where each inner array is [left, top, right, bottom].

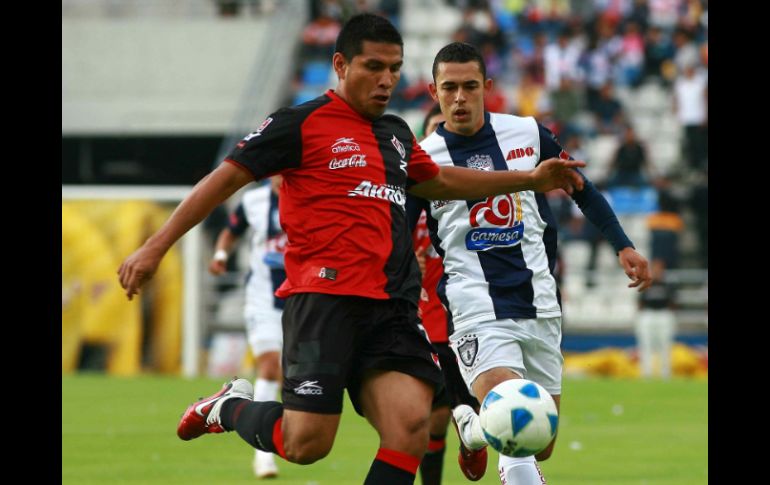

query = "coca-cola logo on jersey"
[[331, 137, 361, 153], [329, 154, 367, 169]]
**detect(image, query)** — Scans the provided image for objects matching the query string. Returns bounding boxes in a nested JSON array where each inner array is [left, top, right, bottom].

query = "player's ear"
[[333, 52, 348, 80], [484, 78, 493, 92], [428, 83, 438, 101]]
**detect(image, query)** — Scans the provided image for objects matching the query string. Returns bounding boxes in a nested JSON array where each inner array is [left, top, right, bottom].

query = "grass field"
[[62, 374, 707, 484]]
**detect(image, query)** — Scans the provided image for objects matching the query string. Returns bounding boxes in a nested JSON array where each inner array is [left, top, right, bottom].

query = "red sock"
[[272, 417, 287, 459], [364, 448, 420, 484]]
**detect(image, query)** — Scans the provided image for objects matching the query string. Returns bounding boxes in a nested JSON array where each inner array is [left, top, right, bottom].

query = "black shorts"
[[281, 293, 444, 416], [433, 342, 480, 411]]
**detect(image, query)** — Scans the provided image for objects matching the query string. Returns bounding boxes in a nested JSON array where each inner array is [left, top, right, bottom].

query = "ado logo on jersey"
[[465, 194, 524, 251]]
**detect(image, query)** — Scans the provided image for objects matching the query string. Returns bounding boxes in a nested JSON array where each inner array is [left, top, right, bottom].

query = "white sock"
[[254, 378, 280, 402], [498, 454, 547, 484]]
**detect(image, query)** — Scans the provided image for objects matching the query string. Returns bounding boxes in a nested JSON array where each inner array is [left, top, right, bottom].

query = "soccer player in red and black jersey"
[[118, 13, 585, 485]]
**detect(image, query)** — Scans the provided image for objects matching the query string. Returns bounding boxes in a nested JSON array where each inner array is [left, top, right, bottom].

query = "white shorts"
[[449, 317, 563, 396], [243, 273, 283, 356], [244, 305, 283, 355]]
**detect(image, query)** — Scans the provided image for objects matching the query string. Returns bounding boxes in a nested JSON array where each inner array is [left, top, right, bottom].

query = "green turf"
[[62, 374, 707, 484]]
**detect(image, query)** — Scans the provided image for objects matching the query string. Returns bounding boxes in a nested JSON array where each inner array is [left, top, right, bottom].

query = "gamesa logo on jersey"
[[465, 194, 524, 251]]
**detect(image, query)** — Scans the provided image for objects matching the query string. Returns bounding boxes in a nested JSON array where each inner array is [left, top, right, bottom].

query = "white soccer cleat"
[[452, 404, 488, 451], [254, 450, 279, 479]]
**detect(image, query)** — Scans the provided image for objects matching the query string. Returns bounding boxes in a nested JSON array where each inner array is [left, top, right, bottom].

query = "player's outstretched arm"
[[408, 158, 586, 200], [618, 247, 652, 291], [118, 162, 253, 300]]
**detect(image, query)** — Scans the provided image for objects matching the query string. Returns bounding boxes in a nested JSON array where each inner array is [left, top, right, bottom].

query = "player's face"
[[429, 61, 492, 136], [334, 41, 403, 120]]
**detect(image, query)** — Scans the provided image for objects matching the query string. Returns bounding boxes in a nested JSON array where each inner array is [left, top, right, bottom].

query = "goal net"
[[62, 185, 205, 377]]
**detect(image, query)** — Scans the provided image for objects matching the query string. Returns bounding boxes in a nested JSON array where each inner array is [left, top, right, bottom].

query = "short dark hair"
[[335, 13, 403, 61], [432, 42, 486, 83], [421, 103, 443, 135]]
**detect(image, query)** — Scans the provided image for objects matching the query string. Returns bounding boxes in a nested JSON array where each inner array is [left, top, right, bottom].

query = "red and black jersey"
[[225, 89, 440, 304], [412, 210, 449, 343]]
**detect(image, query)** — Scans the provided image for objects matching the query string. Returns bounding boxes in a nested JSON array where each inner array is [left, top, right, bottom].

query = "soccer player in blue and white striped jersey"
[[407, 42, 652, 484]]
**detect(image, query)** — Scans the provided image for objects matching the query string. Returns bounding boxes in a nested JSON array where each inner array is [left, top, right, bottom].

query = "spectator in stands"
[[543, 27, 582, 92], [301, 8, 342, 61], [673, 61, 707, 171], [643, 26, 675, 85], [580, 30, 618, 114], [648, 187, 684, 270], [616, 20, 645, 87], [215, 0, 241, 17], [549, 77, 585, 132], [592, 81, 625, 135], [606, 123, 652, 189], [672, 27, 700, 74], [511, 65, 551, 118]]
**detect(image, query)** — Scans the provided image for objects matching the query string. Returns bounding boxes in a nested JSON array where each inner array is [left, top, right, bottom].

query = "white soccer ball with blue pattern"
[[479, 379, 559, 457]]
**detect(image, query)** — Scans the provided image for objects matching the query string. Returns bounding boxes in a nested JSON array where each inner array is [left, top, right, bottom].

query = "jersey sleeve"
[[406, 194, 430, 234], [406, 137, 440, 188], [537, 123, 572, 162], [224, 108, 303, 180], [226, 202, 250, 237], [537, 123, 634, 253]]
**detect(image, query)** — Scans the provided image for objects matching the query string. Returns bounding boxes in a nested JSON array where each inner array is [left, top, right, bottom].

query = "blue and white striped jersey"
[[229, 183, 288, 312], [411, 112, 632, 328]]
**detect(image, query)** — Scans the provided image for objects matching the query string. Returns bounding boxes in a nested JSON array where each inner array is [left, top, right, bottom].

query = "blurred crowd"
[[289, 0, 707, 269]]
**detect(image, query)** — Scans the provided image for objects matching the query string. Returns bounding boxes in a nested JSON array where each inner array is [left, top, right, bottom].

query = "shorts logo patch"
[[294, 380, 323, 395], [457, 336, 478, 367]]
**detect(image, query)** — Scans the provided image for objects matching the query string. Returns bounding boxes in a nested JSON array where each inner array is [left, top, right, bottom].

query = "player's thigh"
[[280, 293, 359, 415], [359, 369, 434, 456], [449, 322, 527, 399], [519, 317, 563, 396]]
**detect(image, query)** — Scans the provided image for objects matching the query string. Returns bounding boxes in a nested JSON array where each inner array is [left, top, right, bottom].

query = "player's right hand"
[[532, 158, 586, 194], [117, 246, 164, 300], [208, 259, 227, 275]]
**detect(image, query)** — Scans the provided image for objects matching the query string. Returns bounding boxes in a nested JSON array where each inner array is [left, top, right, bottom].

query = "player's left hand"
[[618, 247, 651, 292]]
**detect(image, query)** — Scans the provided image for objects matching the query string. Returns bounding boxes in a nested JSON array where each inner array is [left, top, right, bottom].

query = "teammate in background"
[[407, 42, 651, 484], [208, 176, 286, 478], [414, 105, 487, 484], [636, 259, 677, 379], [118, 14, 586, 485]]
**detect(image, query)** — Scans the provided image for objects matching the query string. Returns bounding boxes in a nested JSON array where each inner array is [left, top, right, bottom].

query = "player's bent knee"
[[283, 439, 333, 464]]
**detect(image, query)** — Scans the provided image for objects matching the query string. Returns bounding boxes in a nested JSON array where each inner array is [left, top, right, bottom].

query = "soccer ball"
[[479, 379, 559, 457]]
